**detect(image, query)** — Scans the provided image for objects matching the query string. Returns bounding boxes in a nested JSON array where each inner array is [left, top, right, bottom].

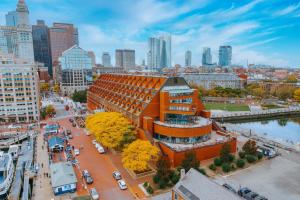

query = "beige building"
[[0, 53, 40, 123]]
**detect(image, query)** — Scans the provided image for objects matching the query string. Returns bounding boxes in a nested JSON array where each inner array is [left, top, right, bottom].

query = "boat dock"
[[8, 136, 35, 200]]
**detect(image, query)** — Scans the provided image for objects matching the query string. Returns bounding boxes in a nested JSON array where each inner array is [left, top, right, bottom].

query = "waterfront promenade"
[[211, 107, 300, 121]]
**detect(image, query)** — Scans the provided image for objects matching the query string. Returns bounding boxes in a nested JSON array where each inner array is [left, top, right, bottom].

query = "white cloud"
[[273, 2, 300, 16]]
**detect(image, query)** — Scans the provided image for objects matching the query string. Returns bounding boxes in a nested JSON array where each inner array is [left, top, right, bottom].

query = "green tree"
[[72, 90, 87, 103], [155, 156, 172, 183], [294, 88, 300, 102], [220, 143, 231, 163], [181, 151, 200, 172], [45, 105, 56, 116], [286, 74, 298, 83]]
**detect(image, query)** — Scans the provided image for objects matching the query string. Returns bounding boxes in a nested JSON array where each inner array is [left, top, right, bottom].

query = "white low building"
[[50, 162, 77, 195]]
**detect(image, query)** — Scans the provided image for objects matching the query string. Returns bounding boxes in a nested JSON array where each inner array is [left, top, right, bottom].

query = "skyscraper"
[[147, 34, 172, 70], [49, 23, 79, 64], [219, 46, 232, 66], [102, 52, 111, 67], [32, 20, 52, 75], [202, 47, 212, 66], [160, 34, 172, 68], [185, 50, 192, 67], [115, 49, 135, 70], [5, 11, 18, 27], [0, 0, 34, 63]]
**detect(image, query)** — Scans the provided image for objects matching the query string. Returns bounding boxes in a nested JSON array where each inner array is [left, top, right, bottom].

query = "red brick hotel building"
[[87, 74, 236, 167]]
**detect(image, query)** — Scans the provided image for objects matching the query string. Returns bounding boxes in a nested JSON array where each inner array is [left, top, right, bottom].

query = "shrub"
[[229, 154, 235, 162], [236, 159, 246, 168], [222, 163, 231, 173], [209, 164, 216, 171], [143, 182, 149, 188], [158, 179, 167, 189], [231, 164, 236, 171], [246, 155, 257, 163], [257, 152, 263, 160], [170, 172, 180, 185], [214, 158, 222, 166], [239, 151, 246, 159], [146, 185, 154, 194], [197, 168, 206, 175], [153, 175, 159, 184]]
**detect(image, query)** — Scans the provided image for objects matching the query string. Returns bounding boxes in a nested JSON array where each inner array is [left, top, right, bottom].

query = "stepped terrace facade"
[[88, 74, 236, 167]]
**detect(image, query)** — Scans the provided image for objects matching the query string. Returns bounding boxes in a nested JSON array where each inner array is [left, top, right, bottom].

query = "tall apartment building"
[[32, 20, 52, 75], [0, 0, 34, 63], [88, 74, 236, 167], [58, 45, 93, 95], [115, 49, 135, 71], [185, 50, 192, 67], [219, 46, 232, 67], [88, 51, 96, 66], [202, 47, 212, 66], [0, 53, 39, 123], [49, 23, 78, 64], [102, 52, 111, 67], [147, 34, 172, 70]]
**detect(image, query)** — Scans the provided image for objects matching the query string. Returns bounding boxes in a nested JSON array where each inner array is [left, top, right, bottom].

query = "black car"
[[69, 118, 74, 123], [238, 187, 252, 197], [222, 183, 236, 193], [72, 123, 76, 127]]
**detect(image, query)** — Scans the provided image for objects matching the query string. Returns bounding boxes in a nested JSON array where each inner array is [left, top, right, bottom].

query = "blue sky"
[[1, 0, 300, 67]]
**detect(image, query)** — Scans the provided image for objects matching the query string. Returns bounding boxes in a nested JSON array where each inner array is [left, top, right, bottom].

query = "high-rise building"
[[185, 50, 192, 67], [49, 23, 79, 65], [58, 45, 93, 95], [32, 20, 52, 75], [160, 34, 172, 68], [102, 52, 111, 67], [115, 49, 135, 70], [219, 46, 232, 67], [202, 47, 212, 66], [147, 34, 172, 70], [5, 11, 18, 27], [0, 53, 40, 123], [0, 0, 34, 63]]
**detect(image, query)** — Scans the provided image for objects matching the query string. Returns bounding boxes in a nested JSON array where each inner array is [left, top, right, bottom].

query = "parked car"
[[222, 183, 236, 193], [244, 192, 259, 200], [112, 171, 122, 180], [83, 170, 93, 184], [66, 130, 72, 135], [90, 188, 99, 200], [117, 180, 127, 190], [72, 122, 76, 127], [97, 146, 105, 154], [92, 140, 97, 145], [69, 118, 74, 123], [254, 195, 268, 200], [68, 134, 73, 139], [74, 149, 80, 156], [238, 187, 252, 197]]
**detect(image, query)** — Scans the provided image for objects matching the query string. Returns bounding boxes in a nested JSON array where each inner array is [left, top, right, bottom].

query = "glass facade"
[[154, 133, 211, 144]]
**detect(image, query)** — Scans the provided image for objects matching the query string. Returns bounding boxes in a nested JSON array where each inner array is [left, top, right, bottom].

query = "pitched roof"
[[50, 162, 77, 188], [174, 168, 241, 200]]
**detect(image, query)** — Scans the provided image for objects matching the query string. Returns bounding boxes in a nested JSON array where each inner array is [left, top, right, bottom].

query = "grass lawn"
[[73, 196, 91, 200], [261, 104, 285, 110], [204, 103, 250, 112]]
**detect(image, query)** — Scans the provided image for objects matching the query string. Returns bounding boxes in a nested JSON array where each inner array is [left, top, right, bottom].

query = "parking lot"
[[215, 150, 300, 200]]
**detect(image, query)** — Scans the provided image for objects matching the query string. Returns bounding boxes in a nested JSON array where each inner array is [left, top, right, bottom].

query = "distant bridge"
[[211, 107, 300, 122]]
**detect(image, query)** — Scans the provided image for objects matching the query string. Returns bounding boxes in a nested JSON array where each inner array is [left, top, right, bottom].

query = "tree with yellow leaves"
[[53, 84, 60, 93], [86, 112, 136, 149], [122, 139, 159, 172], [40, 83, 50, 92], [294, 88, 300, 102]]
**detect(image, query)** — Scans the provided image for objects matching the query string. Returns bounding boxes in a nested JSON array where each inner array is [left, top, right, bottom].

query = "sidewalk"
[[32, 124, 56, 200]]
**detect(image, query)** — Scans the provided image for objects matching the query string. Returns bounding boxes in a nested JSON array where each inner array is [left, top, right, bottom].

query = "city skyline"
[[1, 0, 300, 67]]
